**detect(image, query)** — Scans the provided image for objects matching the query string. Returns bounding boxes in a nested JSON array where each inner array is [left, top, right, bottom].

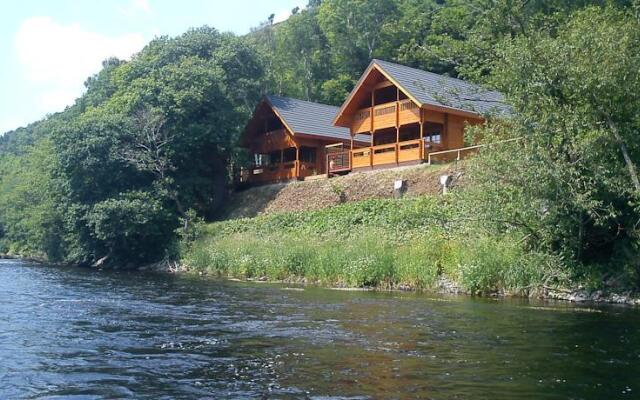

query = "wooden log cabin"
[[240, 95, 368, 184], [330, 59, 509, 172]]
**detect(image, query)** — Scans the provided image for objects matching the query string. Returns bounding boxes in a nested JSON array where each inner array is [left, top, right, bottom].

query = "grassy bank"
[[181, 197, 565, 295]]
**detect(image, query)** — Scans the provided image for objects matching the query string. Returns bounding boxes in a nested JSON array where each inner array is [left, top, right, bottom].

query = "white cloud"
[[117, 0, 152, 17], [14, 16, 146, 115], [272, 3, 306, 24]]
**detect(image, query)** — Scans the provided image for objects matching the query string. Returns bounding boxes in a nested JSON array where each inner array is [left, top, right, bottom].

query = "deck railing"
[[351, 100, 420, 133], [426, 138, 521, 165], [327, 151, 351, 173]]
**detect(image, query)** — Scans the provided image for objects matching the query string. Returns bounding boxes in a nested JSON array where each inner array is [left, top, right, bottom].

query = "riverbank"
[[179, 195, 640, 306], [162, 263, 640, 306]]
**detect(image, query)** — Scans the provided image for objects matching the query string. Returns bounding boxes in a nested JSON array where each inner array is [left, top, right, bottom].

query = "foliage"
[[183, 198, 559, 293], [0, 139, 68, 261], [462, 6, 640, 286], [0, 27, 263, 266]]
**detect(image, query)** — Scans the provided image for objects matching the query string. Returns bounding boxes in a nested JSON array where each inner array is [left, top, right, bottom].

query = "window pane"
[[283, 147, 297, 163], [300, 146, 316, 163]]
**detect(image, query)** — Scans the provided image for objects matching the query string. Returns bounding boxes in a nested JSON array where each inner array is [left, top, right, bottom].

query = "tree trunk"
[[606, 117, 640, 194]]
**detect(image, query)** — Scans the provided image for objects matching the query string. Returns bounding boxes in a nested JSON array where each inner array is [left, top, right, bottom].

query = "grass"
[[181, 197, 563, 294]]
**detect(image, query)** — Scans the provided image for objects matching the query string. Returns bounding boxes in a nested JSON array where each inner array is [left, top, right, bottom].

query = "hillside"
[[220, 163, 464, 220]]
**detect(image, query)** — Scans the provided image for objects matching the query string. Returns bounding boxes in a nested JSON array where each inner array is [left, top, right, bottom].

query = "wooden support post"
[[444, 113, 449, 148], [370, 131, 374, 168], [396, 87, 400, 165], [370, 89, 375, 169], [295, 146, 300, 178], [371, 90, 375, 133], [350, 136, 354, 170], [419, 108, 425, 160]]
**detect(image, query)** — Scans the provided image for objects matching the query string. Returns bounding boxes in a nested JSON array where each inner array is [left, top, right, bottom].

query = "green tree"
[[465, 6, 640, 284], [0, 139, 68, 260]]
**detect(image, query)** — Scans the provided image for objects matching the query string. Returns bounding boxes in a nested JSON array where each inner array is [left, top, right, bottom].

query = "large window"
[[299, 146, 317, 163], [283, 147, 297, 163], [424, 122, 444, 144]]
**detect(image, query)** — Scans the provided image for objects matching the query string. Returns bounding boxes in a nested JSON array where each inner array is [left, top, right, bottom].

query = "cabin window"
[[254, 153, 268, 166], [283, 147, 297, 163], [299, 146, 317, 164], [424, 123, 444, 144]]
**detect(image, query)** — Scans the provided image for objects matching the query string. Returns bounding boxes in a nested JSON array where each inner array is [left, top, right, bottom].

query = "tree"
[[465, 6, 640, 283]]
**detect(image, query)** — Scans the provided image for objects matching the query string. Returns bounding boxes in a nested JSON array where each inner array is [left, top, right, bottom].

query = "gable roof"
[[334, 59, 510, 125], [265, 95, 368, 143]]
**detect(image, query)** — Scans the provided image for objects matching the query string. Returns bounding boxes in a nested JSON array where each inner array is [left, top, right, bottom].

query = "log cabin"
[[330, 59, 510, 172], [240, 95, 369, 184]]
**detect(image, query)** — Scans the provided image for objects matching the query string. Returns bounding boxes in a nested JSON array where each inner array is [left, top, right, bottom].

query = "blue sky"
[[0, 0, 305, 134]]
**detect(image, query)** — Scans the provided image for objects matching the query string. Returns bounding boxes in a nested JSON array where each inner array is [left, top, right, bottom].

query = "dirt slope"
[[220, 163, 465, 220]]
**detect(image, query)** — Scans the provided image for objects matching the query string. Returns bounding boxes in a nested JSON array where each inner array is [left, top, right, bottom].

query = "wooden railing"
[[426, 138, 521, 165], [352, 109, 372, 134], [351, 100, 420, 133], [245, 160, 298, 182], [426, 145, 480, 164], [352, 148, 371, 168], [327, 151, 351, 173], [372, 103, 397, 130], [398, 99, 420, 124], [372, 143, 397, 165], [398, 139, 422, 162]]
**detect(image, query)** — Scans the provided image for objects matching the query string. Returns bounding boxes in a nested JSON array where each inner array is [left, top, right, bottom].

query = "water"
[[1, 259, 639, 399]]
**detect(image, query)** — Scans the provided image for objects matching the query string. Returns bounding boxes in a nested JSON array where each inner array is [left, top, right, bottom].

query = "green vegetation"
[[182, 198, 564, 294], [0, 1, 639, 294]]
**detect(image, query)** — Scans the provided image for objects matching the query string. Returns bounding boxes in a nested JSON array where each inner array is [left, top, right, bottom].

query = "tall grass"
[[182, 198, 564, 293]]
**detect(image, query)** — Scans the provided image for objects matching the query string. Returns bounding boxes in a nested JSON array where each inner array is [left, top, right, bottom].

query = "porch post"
[[350, 135, 354, 170], [396, 87, 400, 165], [444, 113, 449, 148], [370, 90, 375, 168], [370, 131, 374, 169], [419, 108, 425, 160], [295, 145, 300, 178]]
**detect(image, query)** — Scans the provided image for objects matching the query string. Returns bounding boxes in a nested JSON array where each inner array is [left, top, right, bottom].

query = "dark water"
[[1, 260, 639, 399]]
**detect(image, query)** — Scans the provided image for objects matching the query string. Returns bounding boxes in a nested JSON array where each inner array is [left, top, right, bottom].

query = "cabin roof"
[[266, 95, 368, 143], [334, 60, 511, 126], [373, 59, 509, 116]]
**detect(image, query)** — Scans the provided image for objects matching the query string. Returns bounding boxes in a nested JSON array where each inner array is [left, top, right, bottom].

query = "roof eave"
[[421, 103, 485, 120]]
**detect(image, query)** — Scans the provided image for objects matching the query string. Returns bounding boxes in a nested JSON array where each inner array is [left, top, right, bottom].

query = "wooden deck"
[[241, 160, 318, 184], [327, 139, 448, 173]]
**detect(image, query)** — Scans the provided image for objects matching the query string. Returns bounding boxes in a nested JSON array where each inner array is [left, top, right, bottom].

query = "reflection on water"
[[0, 259, 638, 399]]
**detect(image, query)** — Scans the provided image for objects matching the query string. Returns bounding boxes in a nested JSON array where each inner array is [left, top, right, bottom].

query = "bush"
[[182, 197, 568, 293]]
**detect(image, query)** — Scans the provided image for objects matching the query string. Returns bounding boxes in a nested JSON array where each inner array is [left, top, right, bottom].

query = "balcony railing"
[[327, 151, 351, 173], [350, 99, 420, 134]]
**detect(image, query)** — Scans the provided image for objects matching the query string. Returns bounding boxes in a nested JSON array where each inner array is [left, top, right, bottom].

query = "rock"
[[91, 255, 109, 269]]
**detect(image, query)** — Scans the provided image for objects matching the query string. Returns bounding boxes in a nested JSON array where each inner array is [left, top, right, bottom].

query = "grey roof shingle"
[[372, 59, 511, 116], [266, 95, 368, 143]]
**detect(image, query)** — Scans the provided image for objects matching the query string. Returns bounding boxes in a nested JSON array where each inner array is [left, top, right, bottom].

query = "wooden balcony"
[[243, 161, 298, 183], [350, 99, 420, 134], [328, 138, 447, 173]]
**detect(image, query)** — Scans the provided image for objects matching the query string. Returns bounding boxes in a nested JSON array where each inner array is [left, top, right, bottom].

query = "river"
[[1, 259, 639, 399]]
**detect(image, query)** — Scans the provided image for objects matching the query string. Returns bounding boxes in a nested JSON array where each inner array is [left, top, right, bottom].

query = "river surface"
[[1, 259, 639, 399]]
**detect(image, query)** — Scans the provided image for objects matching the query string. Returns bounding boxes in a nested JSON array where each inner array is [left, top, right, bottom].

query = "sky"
[[0, 0, 306, 134]]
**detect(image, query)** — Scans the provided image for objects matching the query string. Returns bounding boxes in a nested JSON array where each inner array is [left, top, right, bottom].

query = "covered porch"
[[242, 136, 321, 184]]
